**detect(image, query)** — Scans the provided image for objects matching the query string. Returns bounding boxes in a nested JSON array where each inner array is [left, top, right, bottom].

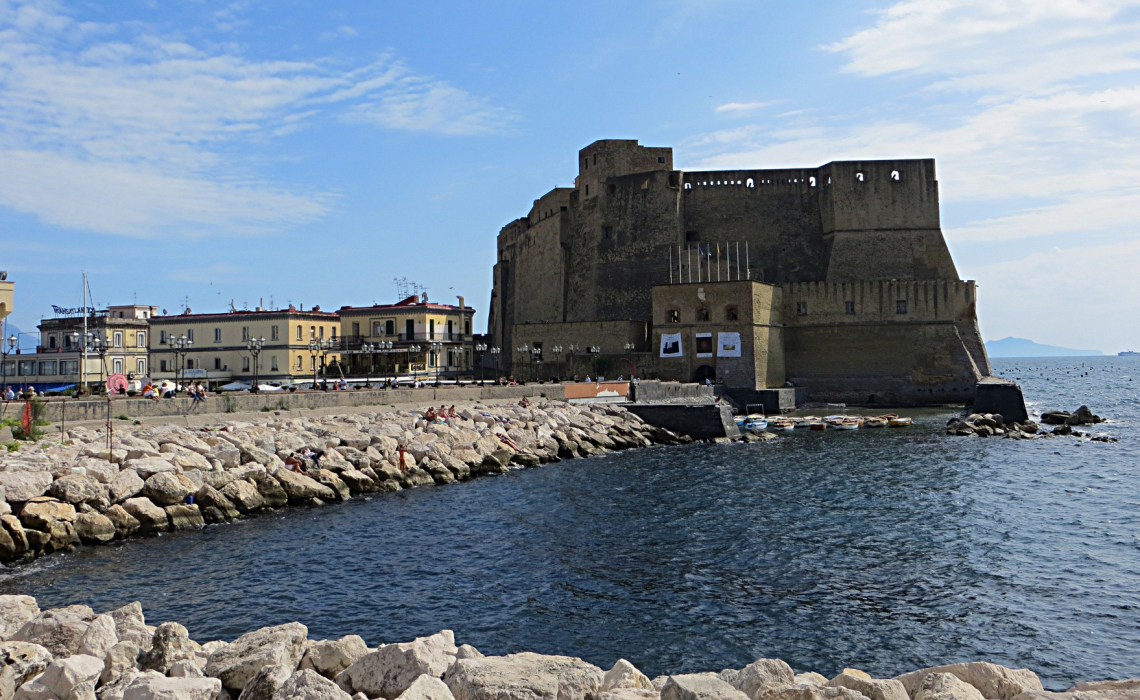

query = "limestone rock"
[[110, 471, 145, 504], [163, 504, 204, 531], [337, 470, 375, 495], [99, 670, 159, 700], [11, 605, 94, 657], [77, 614, 118, 660], [169, 658, 205, 678], [895, 663, 1044, 700], [109, 603, 152, 651], [37, 654, 103, 700], [273, 471, 335, 503], [343, 630, 456, 698], [101, 641, 141, 687], [48, 476, 105, 506], [661, 674, 750, 700], [123, 458, 178, 480], [757, 684, 872, 700], [299, 636, 370, 679], [0, 472, 53, 503], [272, 669, 352, 700], [193, 486, 241, 522], [0, 596, 40, 639], [204, 622, 308, 693], [72, 513, 115, 545], [254, 478, 288, 509], [19, 499, 76, 530], [313, 471, 350, 501], [141, 473, 195, 507], [914, 674, 985, 700], [733, 659, 795, 698], [139, 622, 196, 674], [121, 498, 168, 534], [237, 663, 291, 700], [104, 506, 140, 539], [397, 674, 456, 700], [796, 675, 829, 687], [0, 641, 53, 699], [603, 659, 654, 691], [1070, 681, 1140, 693], [221, 481, 265, 513], [121, 674, 222, 700], [828, 672, 907, 700], [443, 652, 603, 700], [454, 646, 482, 661]]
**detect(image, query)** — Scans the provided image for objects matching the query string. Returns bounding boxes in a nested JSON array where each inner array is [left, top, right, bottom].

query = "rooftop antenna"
[[181, 296, 190, 313], [394, 277, 409, 299], [269, 295, 275, 311]]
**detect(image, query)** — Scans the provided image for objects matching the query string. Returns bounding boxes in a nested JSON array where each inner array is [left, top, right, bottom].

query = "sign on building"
[[717, 332, 741, 357], [660, 333, 683, 358]]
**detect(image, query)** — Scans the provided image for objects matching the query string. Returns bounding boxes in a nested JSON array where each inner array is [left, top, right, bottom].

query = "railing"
[[339, 333, 471, 349]]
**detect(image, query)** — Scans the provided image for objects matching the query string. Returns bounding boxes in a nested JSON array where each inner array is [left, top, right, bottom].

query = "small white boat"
[[745, 419, 768, 431], [833, 419, 861, 430], [772, 420, 797, 431]]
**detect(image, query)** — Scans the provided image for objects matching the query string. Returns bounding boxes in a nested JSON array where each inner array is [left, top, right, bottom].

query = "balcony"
[[340, 333, 471, 349]]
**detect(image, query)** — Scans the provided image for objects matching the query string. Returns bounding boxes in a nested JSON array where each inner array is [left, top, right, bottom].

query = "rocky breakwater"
[[945, 405, 1115, 442], [0, 594, 1135, 700], [0, 402, 684, 566]]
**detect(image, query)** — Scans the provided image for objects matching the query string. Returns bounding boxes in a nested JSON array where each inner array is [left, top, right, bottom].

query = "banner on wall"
[[695, 333, 713, 358], [717, 332, 742, 357], [659, 333, 683, 358]]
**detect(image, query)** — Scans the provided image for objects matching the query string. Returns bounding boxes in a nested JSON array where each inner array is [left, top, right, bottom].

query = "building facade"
[[489, 139, 991, 405], [2, 304, 156, 391], [148, 306, 341, 387], [338, 294, 476, 380]]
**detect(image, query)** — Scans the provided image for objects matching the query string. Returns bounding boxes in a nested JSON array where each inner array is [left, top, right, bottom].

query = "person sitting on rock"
[[284, 453, 304, 473], [301, 446, 324, 468], [518, 396, 531, 408], [424, 406, 437, 422]]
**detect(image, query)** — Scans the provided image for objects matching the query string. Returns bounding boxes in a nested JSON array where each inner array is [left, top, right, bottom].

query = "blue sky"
[[3, 0, 1140, 351]]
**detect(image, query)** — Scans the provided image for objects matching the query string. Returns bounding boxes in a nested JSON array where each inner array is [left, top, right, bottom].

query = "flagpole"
[[746, 241, 751, 280], [669, 246, 673, 284], [688, 246, 692, 283], [737, 242, 741, 280], [81, 272, 88, 394]]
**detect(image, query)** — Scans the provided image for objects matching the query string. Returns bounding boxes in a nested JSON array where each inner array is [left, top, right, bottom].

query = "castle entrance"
[[692, 365, 715, 384]]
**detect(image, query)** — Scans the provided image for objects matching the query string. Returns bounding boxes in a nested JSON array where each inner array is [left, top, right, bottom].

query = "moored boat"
[[888, 417, 913, 427], [863, 417, 887, 428], [772, 420, 797, 431]]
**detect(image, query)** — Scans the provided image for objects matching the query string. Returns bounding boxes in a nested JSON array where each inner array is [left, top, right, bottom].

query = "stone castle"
[[487, 139, 991, 406]]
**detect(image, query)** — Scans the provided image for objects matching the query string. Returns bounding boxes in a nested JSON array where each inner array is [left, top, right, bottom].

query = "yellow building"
[[3, 304, 156, 392], [338, 294, 475, 380], [0, 270, 12, 326], [148, 306, 341, 387]]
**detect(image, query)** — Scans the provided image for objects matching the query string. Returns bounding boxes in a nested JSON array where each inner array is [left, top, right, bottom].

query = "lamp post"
[[517, 344, 533, 382], [360, 343, 375, 387], [551, 345, 563, 382], [623, 342, 635, 379], [246, 337, 265, 393], [308, 339, 332, 389], [170, 335, 192, 394], [589, 346, 601, 380], [565, 343, 579, 380], [2, 334, 15, 397], [489, 346, 501, 382], [71, 331, 111, 392], [408, 344, 421, 384], [429, 341, 443, 385], [475, 343, 487, 384]]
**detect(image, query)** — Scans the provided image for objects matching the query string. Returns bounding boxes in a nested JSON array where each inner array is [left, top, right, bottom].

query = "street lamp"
[[71, 332, 111, 392], [623, 342, 635, 379], [475, 343, 488, 384], [2, 334, 15, 397], [308, 339, 332, 389], [166, 334, 192, 394], [429, 341, 444, 385], [489, 346, 501, 382], [246, 337, 265, 393], [408, 344, 422, 383], [360, 343, 375, 387], [550, 345, 563, 382]]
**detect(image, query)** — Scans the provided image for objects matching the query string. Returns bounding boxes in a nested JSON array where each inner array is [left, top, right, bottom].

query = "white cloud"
[[0, 0, 513, 238], [715, 101, 778, 113]]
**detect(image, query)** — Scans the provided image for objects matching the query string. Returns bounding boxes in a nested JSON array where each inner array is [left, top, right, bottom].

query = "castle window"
[[809, 176, 817, 187], [856, 172, 865, 182], [746, 178, 754, 188], [666, 309, 680, 324], [685, 230, 699, 242], [684, 183, 692, 190], [845, 301, 856, 315], [584, 158, 588, 170], [658, 157, 665, 164], [796, 302, 808, 316], [585, 184, 589, 196], [725, 306, 739, 321], [606, 184, 616, 195], [891, 170, 901, 181], [697, 307, 710, 322], [603, 226, 613, 239], [896, 300, 908, 314], [593, 154, 597, 165]]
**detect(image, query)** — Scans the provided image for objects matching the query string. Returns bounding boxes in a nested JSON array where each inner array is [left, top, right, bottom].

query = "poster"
[[695, 333, 713, 358], [659, 332, 683, 358], [717, 332, 742, 357]]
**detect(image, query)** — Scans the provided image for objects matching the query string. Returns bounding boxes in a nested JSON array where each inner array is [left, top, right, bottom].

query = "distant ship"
[[1120, 350, 1139, 356]]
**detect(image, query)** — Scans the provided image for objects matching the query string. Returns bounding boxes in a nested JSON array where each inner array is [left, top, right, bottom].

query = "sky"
[[2, 0, 1139, 352]]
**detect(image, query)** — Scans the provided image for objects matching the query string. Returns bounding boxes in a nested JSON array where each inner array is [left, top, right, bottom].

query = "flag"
[[20, 401, 31, 434], [716, 242, 721, 259], [697, 245, 704, 256]]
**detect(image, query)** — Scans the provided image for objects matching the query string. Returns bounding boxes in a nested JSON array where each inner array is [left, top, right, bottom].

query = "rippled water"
[[2, 357, 1138, 688]]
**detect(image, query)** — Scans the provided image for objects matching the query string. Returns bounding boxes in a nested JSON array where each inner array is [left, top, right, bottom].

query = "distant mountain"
[[986, 337, 1104, 358]]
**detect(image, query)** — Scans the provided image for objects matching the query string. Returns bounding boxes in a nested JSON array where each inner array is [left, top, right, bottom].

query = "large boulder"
[[662, 674, 750, 700], [110, 470, 146, 504], [0, 472, 53, 503], [828, 673, 908, 700], [10, 605, 94, 657], [123, 458, 178, 480], [313, 471, 350, 501], [255, 478, 288, 509], [915, 674, 985, 700], [104, 505, 141, 539], [73, 513, 116, 545], [77, 613, 118, 659], [0, 596, 40, 639], [18, 498, 76, 531], [36, 653, 104, 700], [121, 674, 222, 700], [102, 641, 142, 687], [48, 475, 106, 506], [273, 471, 335, 503], [398, 674, 456, 700], [602, 660, 654, 691], [443, 652, 603, 700], [895, 664, 1044, 700], [273, 669, 353, 700], [0, 641, 53, 699], [237, 662, 292, 700], [221, 481, 265, 513], [757, 684, 871, 700], [122, 498, 169, 534], [204, 622, 308, 693], [342, 630, 455, 698], [109, 603, 152, 650], [731, 659, 795, 698], [300, 636, 370, 679], [164, 504, 205, 531], [194, 486, 241, 522], [141, 473, 196, 507], [139, 622, 197, 674]]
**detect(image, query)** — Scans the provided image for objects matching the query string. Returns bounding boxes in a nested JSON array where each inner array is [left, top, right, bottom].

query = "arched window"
[[697, 307, 710, 322], [856, 172, 865, 182], [746, 178, 754, 188], [891, 170, 901, 181], [809, 176, 817, 187], [725, 306, 739, 321], [684, 183, 692, 190], [666, 309, 680, 324]]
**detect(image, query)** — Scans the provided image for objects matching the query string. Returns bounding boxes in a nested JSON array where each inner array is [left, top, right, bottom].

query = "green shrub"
[[115, 414, 130, 421], [223, 395, 237, 413], [4, 442, 18, 453]]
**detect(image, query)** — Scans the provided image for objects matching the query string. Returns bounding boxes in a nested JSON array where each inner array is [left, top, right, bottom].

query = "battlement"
[[575, 140, 673, 200], [780, 279, 976, 325]]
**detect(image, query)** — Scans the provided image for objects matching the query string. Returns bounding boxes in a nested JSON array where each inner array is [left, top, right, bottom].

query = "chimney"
[[457, 296, 465, 308]]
